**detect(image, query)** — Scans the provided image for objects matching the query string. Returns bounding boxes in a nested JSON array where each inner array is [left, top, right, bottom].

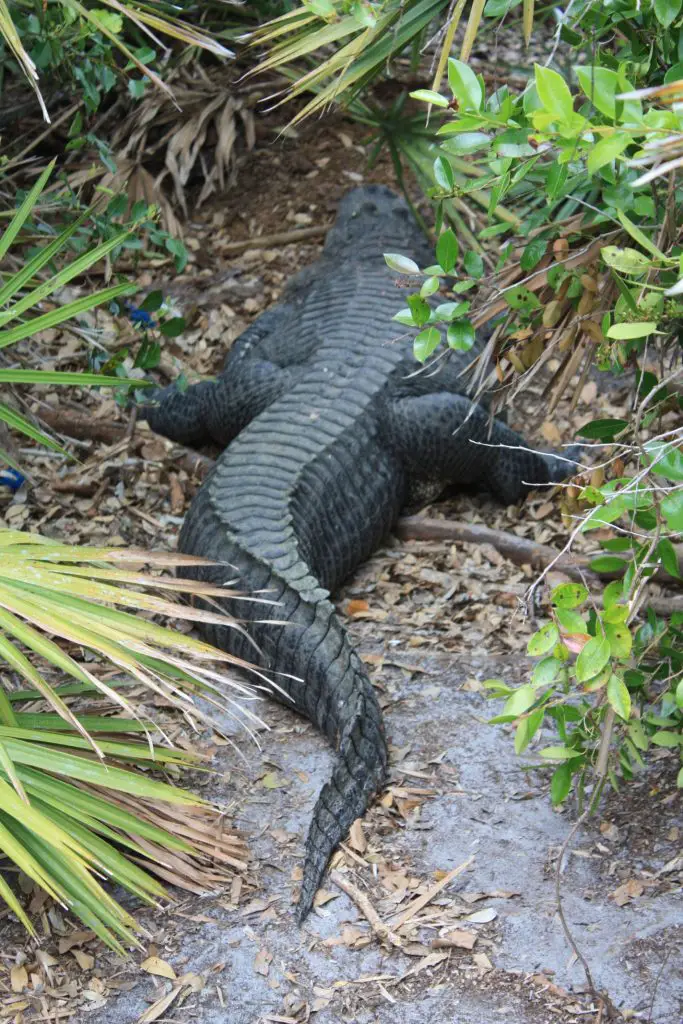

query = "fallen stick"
[[37, 407, 213, 478], [388, 855, 475, 931], [219, 223, 330, 254], [329, 869, 402, 948], [396, 516, 681, 587]]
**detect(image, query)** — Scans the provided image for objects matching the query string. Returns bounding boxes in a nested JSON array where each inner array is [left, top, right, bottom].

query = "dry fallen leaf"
[[10, 965, 28, 993], [253, 948, 272, 977], [465, 907, 497, 924], [72, 949, 95, 971], [432, 929, 477, 950], [141, 956, 177, 981], [348, 818, 367, 854], [346, 599, 370, 616], [261, 771, 288, 789], [611, 879, 645, 906]]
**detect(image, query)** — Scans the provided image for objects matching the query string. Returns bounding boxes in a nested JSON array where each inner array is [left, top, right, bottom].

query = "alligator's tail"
[[296, 641, 388, 921], [177, 500, 388, 921]]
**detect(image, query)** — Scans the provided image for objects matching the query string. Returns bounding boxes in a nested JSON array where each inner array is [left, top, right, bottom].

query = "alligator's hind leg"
[[384, 392, 578, 505]]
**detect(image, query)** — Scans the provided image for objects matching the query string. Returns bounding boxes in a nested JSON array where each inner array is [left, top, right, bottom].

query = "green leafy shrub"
[[381, 5, 683, 803]]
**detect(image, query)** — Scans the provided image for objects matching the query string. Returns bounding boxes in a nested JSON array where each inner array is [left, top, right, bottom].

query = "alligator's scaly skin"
[[143, 186, 575, 920]]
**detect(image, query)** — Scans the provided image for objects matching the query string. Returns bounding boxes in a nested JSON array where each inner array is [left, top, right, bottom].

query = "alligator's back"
[[144, 185, 575, 919]]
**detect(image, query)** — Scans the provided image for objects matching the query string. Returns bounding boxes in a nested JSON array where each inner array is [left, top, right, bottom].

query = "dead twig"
[[397, 516, 681, 587], [219, 223, 330, 254], [329, 869, 402, 948], [388, 855, 474, 930]]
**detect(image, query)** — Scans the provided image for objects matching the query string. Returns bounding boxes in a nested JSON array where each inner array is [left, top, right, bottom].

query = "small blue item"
[[125, 302, 156, 329], [0, 468, 25, 492]]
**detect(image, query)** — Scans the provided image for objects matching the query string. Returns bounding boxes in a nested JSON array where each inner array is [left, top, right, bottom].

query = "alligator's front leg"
[[384, 392, 578, 505], [140, 307, 297, 448]]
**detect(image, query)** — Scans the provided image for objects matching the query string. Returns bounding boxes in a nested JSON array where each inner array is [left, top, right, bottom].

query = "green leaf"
[[384, 253, 421, 275], [604, 604, 628, 625], [140, 290, 163, 313], [420, 277, 440, 299], [654, 0, 682, 28], [410, 89, 449, 108], [589, 556, 627, 574], [644, 440, 683, 482], [447, 59, 483, 111], [607, 322, 657, 340], [502, 683, 537, 717], [540, 745, 584, 760], [556, 608, 587, 634], [657, 539, 680, 578], [651, 731, 681, 748], [446, 319, 475, 352], [575, 66, 618, 119], [605, 623, 632, 659], [436, 230, 458, 274], [514, 709, 544, 754], [576, 418, 628, 441], [662, 492, 683, 533], [393, 308, 416, 326], [434, 155, 454, 191], [575, 634, 611, 683], [603, 579, 625, 609], [0, 283, 136, 350], [407, 293, 431, 328], [434, 302, 469, 322], [159, 317, 185, 338], [414, 327, 441, 363], [527, 621, 559, 656], [601, 246, 651, 276], [520, 239, 547, 272], [587, 133, 630, 174], [463, 251, 484, 279], [534, 65, 574, 123], [0, 161, 55, 263], [607, 674, 631, 719], [531, 657, 562, 688], [616, 210, 668, 261], [551, 763, 573, 804], [551, 583, 588, 609]]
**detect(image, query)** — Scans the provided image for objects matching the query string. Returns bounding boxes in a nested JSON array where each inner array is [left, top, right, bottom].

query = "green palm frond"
[[248, 0, 452, 125]]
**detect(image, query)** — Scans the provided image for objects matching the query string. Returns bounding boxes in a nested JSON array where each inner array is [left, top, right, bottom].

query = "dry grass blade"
[[459, 0, 485, 63]]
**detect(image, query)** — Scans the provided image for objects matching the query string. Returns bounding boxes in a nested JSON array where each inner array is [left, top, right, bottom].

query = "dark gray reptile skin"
[[142, 186, 577, 920]]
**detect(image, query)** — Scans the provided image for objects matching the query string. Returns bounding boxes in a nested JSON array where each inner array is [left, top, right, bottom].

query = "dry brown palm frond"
[[109, 67, 256, 227]]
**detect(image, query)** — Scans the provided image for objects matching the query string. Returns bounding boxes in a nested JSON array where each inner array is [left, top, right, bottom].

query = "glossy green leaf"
[[575, 634, 611, 683], [447, 58, 483, 110], [607, 674, 631, 719], [551, 583, 588, 609], [414, 327, 441, 362], [446, 319, 475, 352], [436, 229, 458, 274], [527, 621, 559, 656]]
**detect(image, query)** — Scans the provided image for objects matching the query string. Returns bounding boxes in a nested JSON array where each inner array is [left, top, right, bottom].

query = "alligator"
[[142, 185, 577, 921]]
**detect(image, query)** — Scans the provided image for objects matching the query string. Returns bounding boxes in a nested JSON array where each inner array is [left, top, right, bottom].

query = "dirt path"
[[91, 641, 681, 1024]]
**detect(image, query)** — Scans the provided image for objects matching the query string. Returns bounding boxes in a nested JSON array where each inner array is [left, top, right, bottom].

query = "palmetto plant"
[[246, 0, 507, 125], [0, 162, 258, 948], [0, 0, 234, 121]]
